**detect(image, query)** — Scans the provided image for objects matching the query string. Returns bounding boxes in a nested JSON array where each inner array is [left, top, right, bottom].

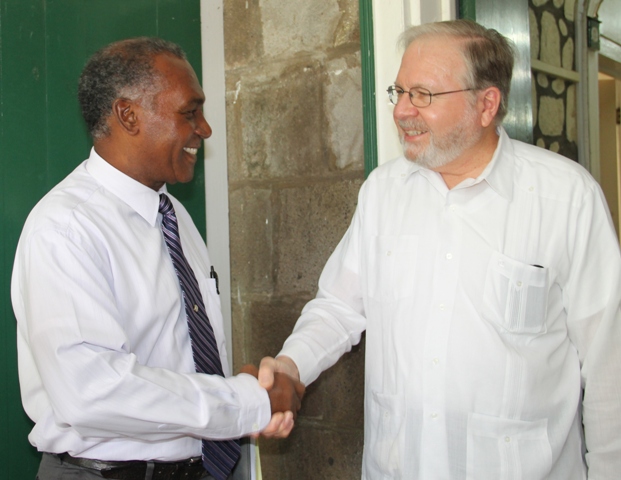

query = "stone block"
[[230, 60, 332, 181], [229, 186, 275, 294], [260, 0, 341, 57], [273, 178, 364, 296], [259, 423, 363, 479], [223, 0, 264, 68], [231, 301, 248, 370], [552, 78, 566, 94], [559, 18, 568, 37], [562, 37, 574, 71], [325, 55, 364, 170], [334, 0, 360, 47], [532, 79, 538, 128], [565, 0, 576, 21], [566, 83, 577, 143], [541, 11, 561, 67], [539, 96, 565, 136], [244, 295, 311, 365], [302, 338, 365, 427], [537, 73, 549, 88], [529, 8, 539, 60]]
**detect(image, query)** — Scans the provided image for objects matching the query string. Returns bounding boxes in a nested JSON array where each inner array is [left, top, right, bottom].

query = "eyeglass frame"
[[386, 84, 475, 108]]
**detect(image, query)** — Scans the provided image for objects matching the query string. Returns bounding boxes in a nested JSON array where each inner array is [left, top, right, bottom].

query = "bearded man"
[[257, 19, 621, 479]]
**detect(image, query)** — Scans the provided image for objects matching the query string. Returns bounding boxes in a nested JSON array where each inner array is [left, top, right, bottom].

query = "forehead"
[[152, 54, 205, 106], [396, 36, 467, 89]]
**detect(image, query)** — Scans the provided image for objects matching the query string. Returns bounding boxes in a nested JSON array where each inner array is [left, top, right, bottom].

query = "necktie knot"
[[159, 193, 174, 217]]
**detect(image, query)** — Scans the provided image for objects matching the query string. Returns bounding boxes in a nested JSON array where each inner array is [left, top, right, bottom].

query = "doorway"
[[598, 59, 621, 240]]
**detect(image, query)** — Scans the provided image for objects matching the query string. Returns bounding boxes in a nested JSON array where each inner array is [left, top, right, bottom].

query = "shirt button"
[[505, 436, 511, 442], [450, 205, 456, 212], [433, 358, 440, 365], [193, 304, 199, 312], [431, 413, 438, 419], [516, 281, 522, 287], [446, 253, 453, 260], [439, 304, 445, 310], [387, 251, 392, 256]]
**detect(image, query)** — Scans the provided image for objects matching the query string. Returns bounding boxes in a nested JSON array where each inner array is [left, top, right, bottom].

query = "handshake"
[[240, 356, 305, 439]]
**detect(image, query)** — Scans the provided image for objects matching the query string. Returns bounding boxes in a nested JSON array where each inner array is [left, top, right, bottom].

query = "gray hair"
[[78, 37, 187, 139], [399, 19, 515, 124]]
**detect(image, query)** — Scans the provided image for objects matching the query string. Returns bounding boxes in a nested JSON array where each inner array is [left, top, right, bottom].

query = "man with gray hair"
[[12, 37, 303, 480], [259, 19, 621, 479]]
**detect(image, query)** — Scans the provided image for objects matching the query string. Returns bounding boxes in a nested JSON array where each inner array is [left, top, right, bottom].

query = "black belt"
[[56, 453, 206, 480]]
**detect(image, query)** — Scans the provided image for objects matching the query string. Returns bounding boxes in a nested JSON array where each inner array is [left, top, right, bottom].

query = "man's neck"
[[434, 128, 500, 190]]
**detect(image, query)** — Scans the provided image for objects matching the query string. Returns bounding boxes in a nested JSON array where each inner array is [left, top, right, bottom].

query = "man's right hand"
[[259, 356, 304, 438], [240, 360, 305, 438]]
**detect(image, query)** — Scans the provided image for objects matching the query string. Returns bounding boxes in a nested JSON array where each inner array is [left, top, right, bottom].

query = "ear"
[[479, 86, 501, 128], [112, 98, 140, 135]]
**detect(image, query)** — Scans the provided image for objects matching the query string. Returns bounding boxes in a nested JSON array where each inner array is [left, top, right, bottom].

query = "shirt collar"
[[477, 127, 514, 201], [402, 127, 515, 201], [84, 147, 166, 227]]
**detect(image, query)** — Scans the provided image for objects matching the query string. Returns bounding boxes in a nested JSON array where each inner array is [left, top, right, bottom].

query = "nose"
[[195, 109, 212, 139], [393, 94, 419, 121]]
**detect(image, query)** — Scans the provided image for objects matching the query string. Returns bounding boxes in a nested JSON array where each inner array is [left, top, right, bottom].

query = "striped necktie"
[[159, 193, 241, 480]]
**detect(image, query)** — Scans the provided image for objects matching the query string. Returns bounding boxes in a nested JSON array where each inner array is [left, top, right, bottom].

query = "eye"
[[183, 109, 198, 119]]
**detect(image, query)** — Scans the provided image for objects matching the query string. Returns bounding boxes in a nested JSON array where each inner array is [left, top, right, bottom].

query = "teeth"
[[184, 147, 198, 155]]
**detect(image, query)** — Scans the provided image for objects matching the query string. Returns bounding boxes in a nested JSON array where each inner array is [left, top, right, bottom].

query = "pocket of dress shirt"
[[368, 235, 418, 300], [199, 278, 224, 338], [200, 277, 221, 311], [466, 413, 552, 480], [367, 391, 404, 477], [482, 252, 549, 334]]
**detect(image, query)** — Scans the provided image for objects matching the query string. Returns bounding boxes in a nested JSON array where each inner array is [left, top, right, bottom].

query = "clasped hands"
[[240, 356, 304, 439]]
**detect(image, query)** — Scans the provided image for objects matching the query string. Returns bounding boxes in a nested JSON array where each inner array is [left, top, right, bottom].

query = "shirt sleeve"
[[13, 228, 270, 442], [279, 186, 367, 386], [563, 182, 621, 479]]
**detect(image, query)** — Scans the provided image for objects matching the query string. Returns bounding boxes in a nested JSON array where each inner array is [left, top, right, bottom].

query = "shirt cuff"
[[226, 373, 271, 436], [278, 339, 323, 387]]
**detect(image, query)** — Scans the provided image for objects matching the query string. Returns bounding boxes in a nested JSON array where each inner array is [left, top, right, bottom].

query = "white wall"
[[372, 0, 456, 165]]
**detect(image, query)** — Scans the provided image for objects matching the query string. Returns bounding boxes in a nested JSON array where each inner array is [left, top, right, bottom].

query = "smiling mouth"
[[183, 147, 198, 155], [403, 129, 427, 137]]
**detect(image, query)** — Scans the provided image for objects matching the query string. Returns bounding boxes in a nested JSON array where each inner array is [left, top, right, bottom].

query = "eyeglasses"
[[386, 85, 475, 108]]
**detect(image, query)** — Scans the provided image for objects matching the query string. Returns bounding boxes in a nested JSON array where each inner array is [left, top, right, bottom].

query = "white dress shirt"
[[279, 128, 621, 479], [12, 148, 270, 461]]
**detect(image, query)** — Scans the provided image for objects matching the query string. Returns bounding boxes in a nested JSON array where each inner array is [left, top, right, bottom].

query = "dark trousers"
[[36, 453, 216, 480]]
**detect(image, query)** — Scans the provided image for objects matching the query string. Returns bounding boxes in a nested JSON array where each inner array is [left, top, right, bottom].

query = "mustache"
[[398, 120, 429, 131]]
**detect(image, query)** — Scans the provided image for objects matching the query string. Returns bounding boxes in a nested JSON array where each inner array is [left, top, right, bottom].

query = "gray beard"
[[400, 108, 480, 169]]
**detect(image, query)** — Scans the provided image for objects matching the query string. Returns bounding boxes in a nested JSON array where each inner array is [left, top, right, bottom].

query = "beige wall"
[[223, 1, 365, 477]]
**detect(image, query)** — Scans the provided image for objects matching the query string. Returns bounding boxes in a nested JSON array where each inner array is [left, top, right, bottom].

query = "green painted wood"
[[359, 0, 378, 177], [460, 0, 477, 21], [1, 2, 50, 477], [0, 2, 202, 478]]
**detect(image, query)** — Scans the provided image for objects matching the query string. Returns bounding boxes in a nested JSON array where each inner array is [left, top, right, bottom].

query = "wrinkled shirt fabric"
[[280, 129, 621, 479], [12, 148, 270, 461]]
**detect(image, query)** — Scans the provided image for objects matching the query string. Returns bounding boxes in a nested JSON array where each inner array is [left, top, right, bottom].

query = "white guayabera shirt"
[[280, 128, 621, 479]]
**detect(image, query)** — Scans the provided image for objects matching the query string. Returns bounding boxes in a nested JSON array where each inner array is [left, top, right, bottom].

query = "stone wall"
[[223, 1, 365, 478], [529, 0, 579, 160]]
